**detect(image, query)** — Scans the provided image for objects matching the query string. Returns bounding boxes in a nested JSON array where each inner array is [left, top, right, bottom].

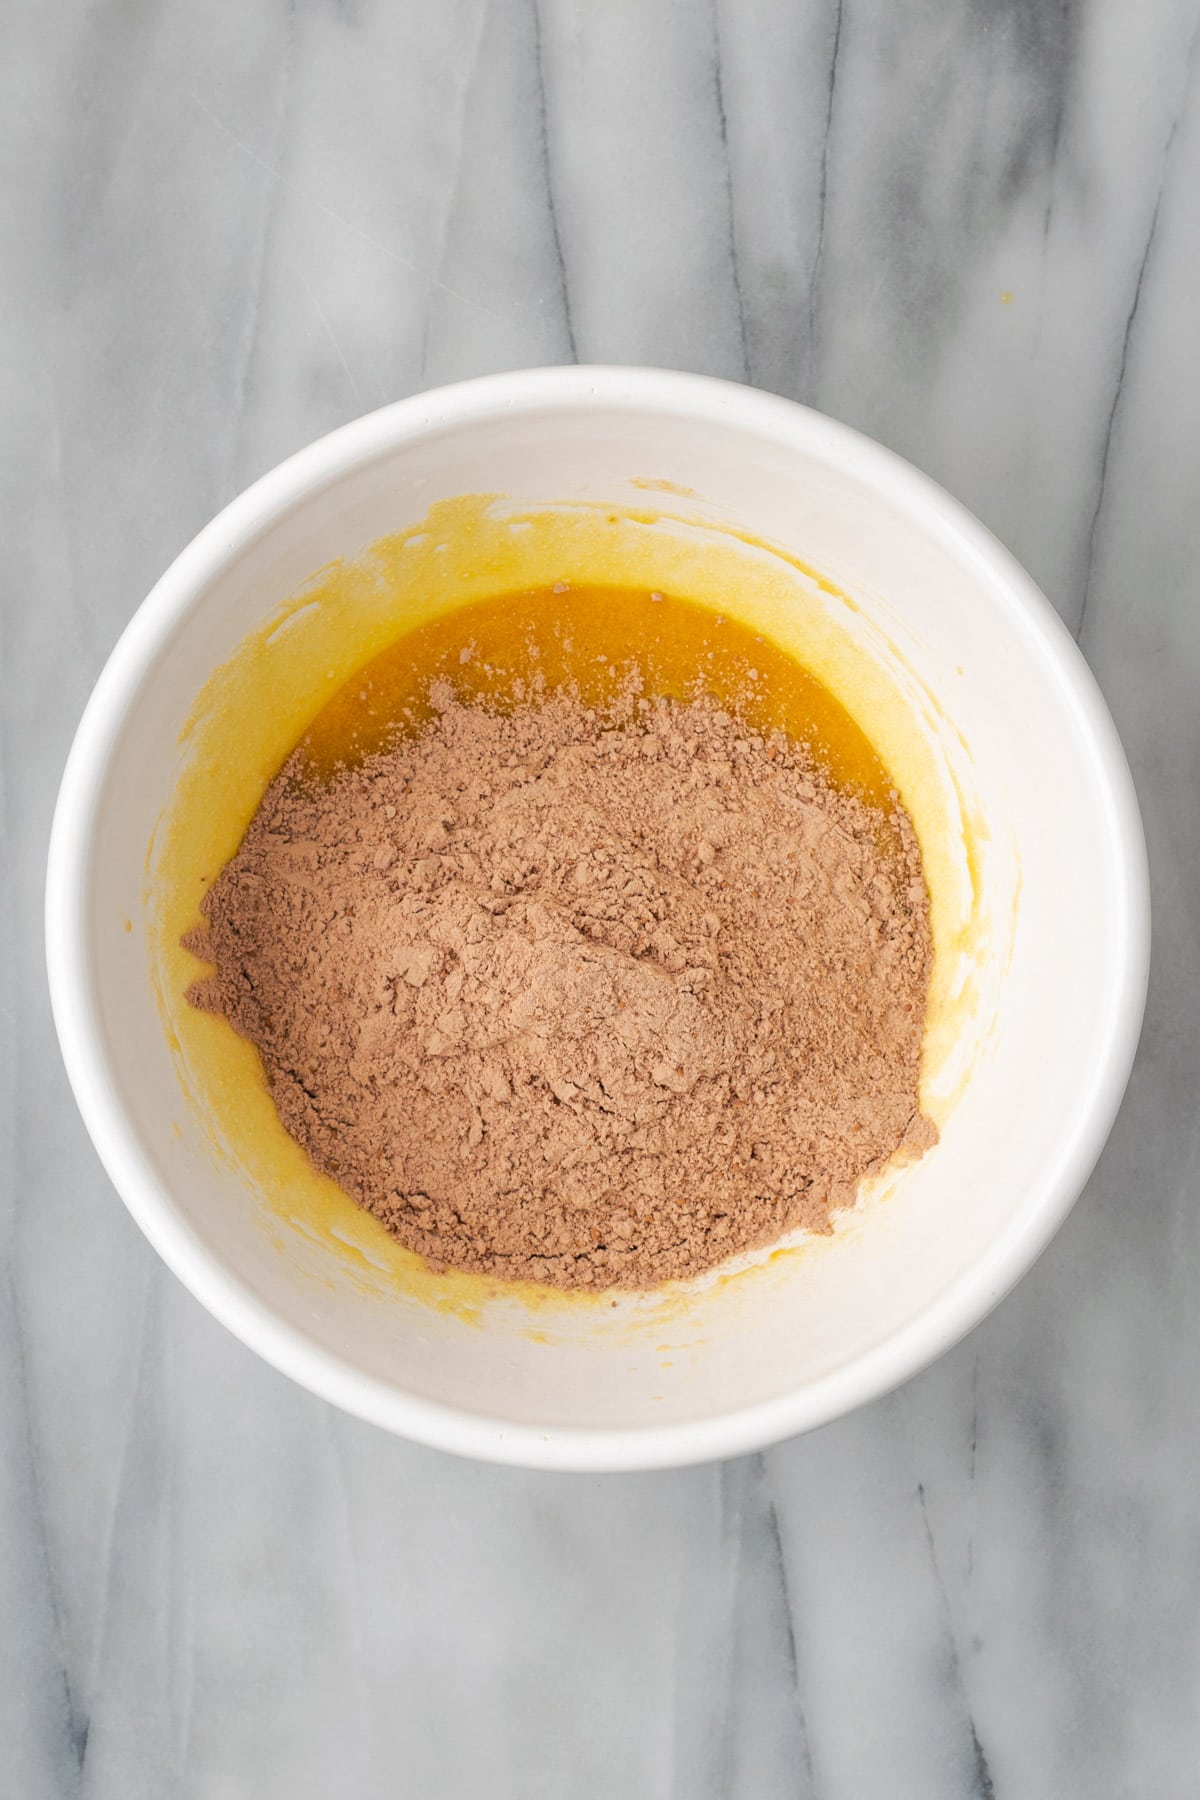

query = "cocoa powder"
[[185, 689, 935, 1289]]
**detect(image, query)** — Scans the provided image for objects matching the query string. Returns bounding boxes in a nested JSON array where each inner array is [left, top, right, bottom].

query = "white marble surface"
[[3, 1, 1199, 1793]]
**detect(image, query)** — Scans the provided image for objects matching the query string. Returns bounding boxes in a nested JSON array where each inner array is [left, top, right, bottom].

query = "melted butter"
[[297, 582, 895, 815]]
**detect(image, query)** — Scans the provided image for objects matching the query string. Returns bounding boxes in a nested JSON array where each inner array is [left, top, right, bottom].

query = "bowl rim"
[[45, 365, 1151, 1470]]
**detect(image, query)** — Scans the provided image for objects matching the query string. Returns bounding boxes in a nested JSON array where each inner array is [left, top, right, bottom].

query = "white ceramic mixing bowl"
[[46, 368, 1149, 1469]]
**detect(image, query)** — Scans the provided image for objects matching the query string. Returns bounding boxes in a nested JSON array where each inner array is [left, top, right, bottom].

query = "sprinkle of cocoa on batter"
[[185, 688, 935, 1289]]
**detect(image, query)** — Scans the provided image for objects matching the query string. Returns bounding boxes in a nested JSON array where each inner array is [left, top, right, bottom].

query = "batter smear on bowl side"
[[184, 586, 936, 1290]]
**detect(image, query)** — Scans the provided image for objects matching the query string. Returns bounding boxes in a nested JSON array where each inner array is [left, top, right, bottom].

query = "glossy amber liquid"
[[297, 583, 895, 816]]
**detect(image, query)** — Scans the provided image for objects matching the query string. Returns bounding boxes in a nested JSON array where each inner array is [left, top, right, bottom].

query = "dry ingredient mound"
[[185, 687, 936, 1290]]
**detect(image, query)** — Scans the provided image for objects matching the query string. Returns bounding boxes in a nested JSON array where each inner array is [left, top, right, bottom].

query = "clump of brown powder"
[[185, 688, 935, 1289]]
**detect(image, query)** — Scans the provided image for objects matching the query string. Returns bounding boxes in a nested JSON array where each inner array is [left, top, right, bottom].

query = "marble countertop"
[[3, 2, 1198, 1794]]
